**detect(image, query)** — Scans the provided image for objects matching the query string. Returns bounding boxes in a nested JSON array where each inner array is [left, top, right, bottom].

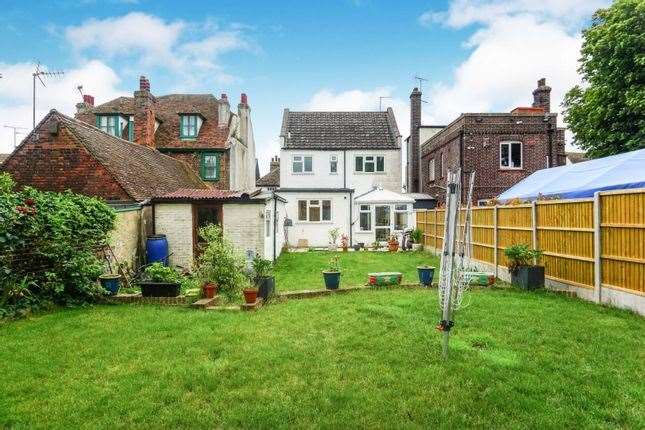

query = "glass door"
[[375, 205, 391, 242]]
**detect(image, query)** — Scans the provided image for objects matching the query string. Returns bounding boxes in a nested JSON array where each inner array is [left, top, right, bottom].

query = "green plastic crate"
[[367, 272, 403, 286], [464, 272, 495, 286]]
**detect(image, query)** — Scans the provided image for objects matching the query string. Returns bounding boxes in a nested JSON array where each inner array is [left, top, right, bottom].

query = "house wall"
[[164, 151, 230, 190], [223, 203, 265, 257], [110, 208, 142, 270], [154, 203, 194, 269], [277, 191, 351, 248], [279, 149, 401, 195], [1, 119, 132, 202], [264, 198, 287, 261]]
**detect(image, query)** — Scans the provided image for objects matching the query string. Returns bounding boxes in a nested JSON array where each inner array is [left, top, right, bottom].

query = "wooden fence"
[[416, 188, 645, 299]]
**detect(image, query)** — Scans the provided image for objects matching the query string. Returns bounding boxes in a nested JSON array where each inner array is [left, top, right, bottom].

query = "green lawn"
[[1, 288, 643, 429], [274, 250, 440, 291]]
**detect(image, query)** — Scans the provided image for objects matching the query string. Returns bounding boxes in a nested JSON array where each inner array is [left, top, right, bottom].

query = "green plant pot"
[[322, 271, 341, 290], [511, 266, 545, 290]]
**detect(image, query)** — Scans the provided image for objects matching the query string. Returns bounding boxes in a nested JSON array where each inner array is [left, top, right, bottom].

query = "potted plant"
[[417, 265, 435, 287], [504, 244, 545, 290], [371, 240, 381, 251], [387, 235, 400, 252], [328, 227, 340, 252], [410, 228, 424, 251], [139, 262, 182, 297], [340, 234, 349, 252], [98, 273, 121, 295], [202, 282, 217, 299], [322, 255, 341, 290], [252, 254, 275, 300]]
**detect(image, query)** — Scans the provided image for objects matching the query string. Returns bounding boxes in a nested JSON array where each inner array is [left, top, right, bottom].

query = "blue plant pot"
[[322, 271, 341, 290], [417, 266, 435, 287], [99, 274, 121, 295]]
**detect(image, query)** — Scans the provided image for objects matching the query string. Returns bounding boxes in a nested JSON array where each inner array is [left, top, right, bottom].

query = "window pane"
[[376, 156, 384, 172], [429, 159, 435, 181], [355, 157, 363, 171], [298, 201, 307, 221], [375, 228, 390, 241], [360, 212, 371, 231], [365, 160, 375, 172], [395, 212, 408, 230], [330, 159, 337, 173], [360, 205, 370, 211], [500, 144, 509, 167], [322, 200, 331, 221], [293, 160, 303, 173], [309, 206, 321, 222], [375, 206, 390, 227], [511, 143, 521, 167], [395, 204, 407, 211], [203, 155, 218, 179], [304, 156, 313, 172]]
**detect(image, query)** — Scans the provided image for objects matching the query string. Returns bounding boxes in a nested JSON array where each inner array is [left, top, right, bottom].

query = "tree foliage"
[[0, 173, 116, 318], [563, 0, 645, 158]]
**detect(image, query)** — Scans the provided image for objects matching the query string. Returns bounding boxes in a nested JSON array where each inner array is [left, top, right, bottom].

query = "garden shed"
[[499, 148, 645, 201], [152, 189, 287, 269]]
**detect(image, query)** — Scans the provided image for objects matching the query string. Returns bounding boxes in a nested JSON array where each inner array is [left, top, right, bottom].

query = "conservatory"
[[353, 187, 416, 244]]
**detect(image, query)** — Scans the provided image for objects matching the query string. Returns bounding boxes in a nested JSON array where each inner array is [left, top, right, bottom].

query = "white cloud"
[[418, 0, 611, 148], [0, 60, 124, 153], [65, 12, 253, 83]]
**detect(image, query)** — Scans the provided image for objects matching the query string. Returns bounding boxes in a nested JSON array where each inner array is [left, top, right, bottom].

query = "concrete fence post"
[[593, 192, 602, 303]]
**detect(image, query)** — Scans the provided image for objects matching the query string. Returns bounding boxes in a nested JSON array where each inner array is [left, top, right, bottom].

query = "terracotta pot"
[[202, 282, 217, 299], [243, 288, 259, 304], [388, 242, 399, 252]]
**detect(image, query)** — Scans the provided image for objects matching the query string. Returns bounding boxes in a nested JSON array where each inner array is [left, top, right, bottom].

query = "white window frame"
[[265, 209, 271, 238], [428, 158, 435, 182], [180, 114, 202, 139], [330, 155, 338, 174], [355, 155, 385, 173], [500, 141, 523, 170], [393, 204, 409, 231], [359, 204, 372, 232], [292, 155, 313, 174], [297, 199, 332, 223]]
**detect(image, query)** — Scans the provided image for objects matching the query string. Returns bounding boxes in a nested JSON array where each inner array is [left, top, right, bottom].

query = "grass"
[[274, 250, 440, 291], [1, 288, 643, 429]]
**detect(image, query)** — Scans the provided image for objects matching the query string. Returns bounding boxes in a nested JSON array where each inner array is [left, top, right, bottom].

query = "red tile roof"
[[156, 188, 247, 201]]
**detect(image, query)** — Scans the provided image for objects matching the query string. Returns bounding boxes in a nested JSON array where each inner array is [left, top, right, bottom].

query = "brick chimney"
[[75, 94, 94, 115], [532, 78, 551, 112], [134, 75, 156, 148], [218, 93, 230, 128], [238, 93, 250, 146], [407, 87, 422, 193], [270, 156, 280, 171]]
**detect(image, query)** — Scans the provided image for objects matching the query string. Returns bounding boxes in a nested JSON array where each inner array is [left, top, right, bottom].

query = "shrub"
[[410, 228, 423, 243], [504, 244, 543, 274], [143, 262, 182, 283], [252, 254, 273, 281], [195, 224, 249, 302], [0, 174, 116, 319]]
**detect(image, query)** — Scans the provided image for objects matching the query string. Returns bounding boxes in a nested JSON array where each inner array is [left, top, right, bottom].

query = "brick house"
[[75, 76, 257, 192], [1, 110, 206, 203], [406, 78, 566, 204]]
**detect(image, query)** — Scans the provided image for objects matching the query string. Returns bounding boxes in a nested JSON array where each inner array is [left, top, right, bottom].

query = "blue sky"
[[0, 0, 609, 172]]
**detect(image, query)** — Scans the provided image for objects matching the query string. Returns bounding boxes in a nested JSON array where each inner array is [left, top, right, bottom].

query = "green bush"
[[143, 262, 182, 283], [504, 244, 543, 274], [410, 228, 423, 244], [0, 173, 116, 319], [195, 224, 250, 302]]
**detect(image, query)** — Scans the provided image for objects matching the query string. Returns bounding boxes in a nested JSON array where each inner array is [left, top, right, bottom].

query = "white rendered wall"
[[154, 203, 194, 269]]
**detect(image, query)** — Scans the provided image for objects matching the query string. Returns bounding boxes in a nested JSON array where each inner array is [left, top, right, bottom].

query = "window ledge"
[[354, 172, 387, 175], [499, 167, 523, 171], [180, 137, 198, 141], [292, 172, 315, 175]]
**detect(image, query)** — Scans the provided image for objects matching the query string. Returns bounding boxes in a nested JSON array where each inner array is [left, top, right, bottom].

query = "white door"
[[375, 205, 391, 241]]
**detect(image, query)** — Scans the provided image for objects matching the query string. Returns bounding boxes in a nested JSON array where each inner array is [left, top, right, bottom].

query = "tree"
[[563, 0, 644, 158]]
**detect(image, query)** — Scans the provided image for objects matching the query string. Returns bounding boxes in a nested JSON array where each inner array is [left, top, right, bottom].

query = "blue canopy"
[[498, 148, 645, 201]]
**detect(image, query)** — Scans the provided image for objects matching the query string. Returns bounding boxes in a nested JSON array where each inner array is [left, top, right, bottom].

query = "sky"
[[0, 0, 610, 174]]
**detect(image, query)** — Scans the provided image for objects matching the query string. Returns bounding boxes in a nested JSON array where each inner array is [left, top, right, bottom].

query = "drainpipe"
[[272, 193, 278, 262], [349, 191, 353, 246], [547, 120, 553, 168], [458, 131, 464, 201]]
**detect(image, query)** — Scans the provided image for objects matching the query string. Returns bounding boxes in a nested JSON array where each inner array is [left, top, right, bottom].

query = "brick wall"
[[154, 203, 194, 269], [1, 119, 132, 201], [223, 203, 265, 258]]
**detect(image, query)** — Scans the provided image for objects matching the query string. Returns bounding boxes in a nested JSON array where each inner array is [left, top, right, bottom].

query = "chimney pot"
[[241, 93, 248, 105], [83, 94, 94, 106], [139, 75, 150, 91], [221, 93, 228, 100], [538, 78, 546, 87]]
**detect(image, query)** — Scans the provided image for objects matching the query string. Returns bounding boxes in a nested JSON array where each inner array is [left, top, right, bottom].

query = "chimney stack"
[[83, 94, 94, 107], [218, 93, 230, 128], [134, 75, 156, 147], [532, 78, 551, 112], [75, 94, 94, 116], [408, 87, 422, 193], [270, 156, 280, 171], [238, 92, 250, 145]]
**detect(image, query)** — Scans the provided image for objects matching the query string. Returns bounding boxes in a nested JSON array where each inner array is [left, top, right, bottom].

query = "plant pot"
[[510, 265, 545, 290], [388, 242, 399, 252], [417, 266, 435, 287], [411, 243, 423, 251], [322, 271, 341, 290], [139, 281, 181, 297], [202, 282, 217, 299], [257, 276, 275, 299], [243, 288, 259, 304], [99, 274, 121, 295]]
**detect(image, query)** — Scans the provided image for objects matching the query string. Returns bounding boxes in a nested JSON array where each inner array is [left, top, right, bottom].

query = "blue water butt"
[[146, 234, 169, 265]]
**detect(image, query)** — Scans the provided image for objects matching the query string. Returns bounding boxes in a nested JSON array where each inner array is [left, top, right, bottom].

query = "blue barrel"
[[146, 234, 169, 266]]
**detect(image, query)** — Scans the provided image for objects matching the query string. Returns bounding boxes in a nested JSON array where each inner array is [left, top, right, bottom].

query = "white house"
[[266, 108, 415, 248]]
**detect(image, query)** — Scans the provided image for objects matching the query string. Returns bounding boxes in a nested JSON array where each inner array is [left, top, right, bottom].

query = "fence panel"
[[415, 188, 645, 298]]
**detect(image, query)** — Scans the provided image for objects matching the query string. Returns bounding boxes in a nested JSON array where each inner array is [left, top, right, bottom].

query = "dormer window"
[[180, 114, 202, 139], [96, 115, 118, 137]]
